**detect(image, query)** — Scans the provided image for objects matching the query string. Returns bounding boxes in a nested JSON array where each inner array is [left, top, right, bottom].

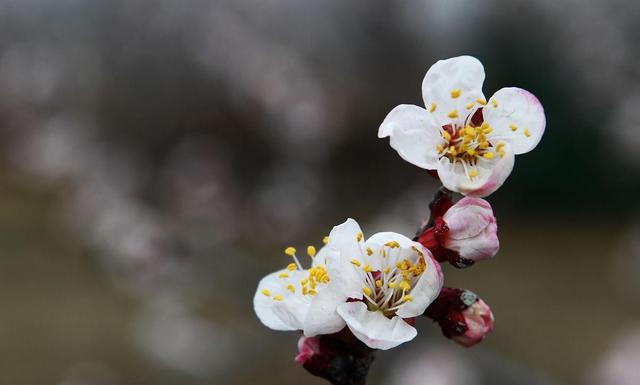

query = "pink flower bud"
[[417, 197, 498, 268], [425, 288, 494, 347], [452, 298, 494, 347]]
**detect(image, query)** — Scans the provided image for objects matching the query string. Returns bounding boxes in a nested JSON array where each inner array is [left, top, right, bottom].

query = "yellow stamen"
[[278, 272, 289, 278], [357, 232, 363, 242], [509, 123, 518, 132], [398, 281, 411, 291], [402, 295, 414, 302], [383, 267, 391, 274], [375, 280, 383, 288], [322, 236, 329, 244], [285, 247, 296, 256], [307, 245, 317, 257], [366, 247, 373, 256], [483, 152, 495, 160], [350, 259, 361, 267], [450, 89, 461, 98], [261, 289, 271, 297], [436, 144, 445, 153], [429, 102, 437, 112], [442, 130, 451, 141], [287, 263, 297, 271], [476, 98, 487, 105], [287, 284, 296, 293], [448, 110, 459, 119], [448, 146, 457, 156], [492, 99, 498, 108], [388, 282, 397, 288], [466, 102, 475, 110], [524, 128, 531, 137], [363, 287, 373, 296], [469, 169, 479, 178], [363, 264, 373, 273], [466, 148, 476, 156], [465, 126, 476, 136], [273, 294, 284, 301]]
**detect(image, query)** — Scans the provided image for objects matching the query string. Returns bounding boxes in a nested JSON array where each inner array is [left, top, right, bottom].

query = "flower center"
[[435, 118, 506, 180], [351, 242, 427, 318]]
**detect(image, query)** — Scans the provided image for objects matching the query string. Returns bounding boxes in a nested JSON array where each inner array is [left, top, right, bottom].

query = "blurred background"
[[0, 0, 639, 384]]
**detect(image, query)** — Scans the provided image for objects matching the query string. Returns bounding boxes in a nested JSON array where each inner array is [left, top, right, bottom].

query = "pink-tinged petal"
[[254, 270, 310, 331], [397, 247, 443, 318], [441, 197, 499, 261], [337, 302, 417, 350], [378, 104, 443, 170], [436, 142, 515, 197], [443, 197, 494, 239], [484, 87, 545, 155], [422, 56, 486, 127]]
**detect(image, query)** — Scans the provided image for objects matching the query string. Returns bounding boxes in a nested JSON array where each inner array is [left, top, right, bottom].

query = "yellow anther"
[[399, 281, 411, 291], [273, 294, 284, 301], [350, 259, 361, 267], [285, 247, 296, 256], [442, 130, 451, 141], [307, 245, 317, 257], [483, 152, 495, 160], [436, 144, 445, 153], [483, 126, 493, 134], [478, 141, 489, 150], [278, 272, 289, 278], [287, 263, 297, 271], [357, 232, 363, 242], [498, 150, 506, 158], [430, 102, 437, 113], [308, 289, 317, 295], [448, 110, 459, 119], [363, 287, 373, 296], [450, 89, 461, 98], [509, 123, 518, 132], [496, 142, 505, 151], [492, 99, 498, 108], [480, 122, 490, 130], [448, 146, 457, 156], [375, 280, 383, 288], [366, 247, 373, 256], [384, 240, 400, 248], [261, 289, 271, 297], [469, 169, 479, 178], [466, 102, 475, 110], [287, 284, 296, 293], [322, 236, 329, 244], [524, 128, 531, 137], [465, 126, 476, 136], [363, 264, 373, 273], [300, 278, 308, 285], [402, 295, 414, 302], [383, 267, 391, 274], [476, 98, 487, 105], [466, 148, 476, 156], [388, 282, 397, 288]]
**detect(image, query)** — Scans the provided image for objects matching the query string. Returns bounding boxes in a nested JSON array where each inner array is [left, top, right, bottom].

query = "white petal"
[[422, 56, 486, 127], [254, 270, 310, 331], [378, 104, 443, 169], [327, 218, 364, 260], [362, 232, 417, 270], [303, 283, 348, 337], [396, 247, 443, 318], [484, 87, 545, 154], [337, 302, 417, 350], [436, 143, 515, 197]]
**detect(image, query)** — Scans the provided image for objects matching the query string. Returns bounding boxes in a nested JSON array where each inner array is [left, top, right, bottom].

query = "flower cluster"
[[254, 55, 545, 384]]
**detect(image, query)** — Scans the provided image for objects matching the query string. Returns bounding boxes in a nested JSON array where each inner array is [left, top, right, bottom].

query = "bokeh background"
[[1, 1, 639, 384]]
